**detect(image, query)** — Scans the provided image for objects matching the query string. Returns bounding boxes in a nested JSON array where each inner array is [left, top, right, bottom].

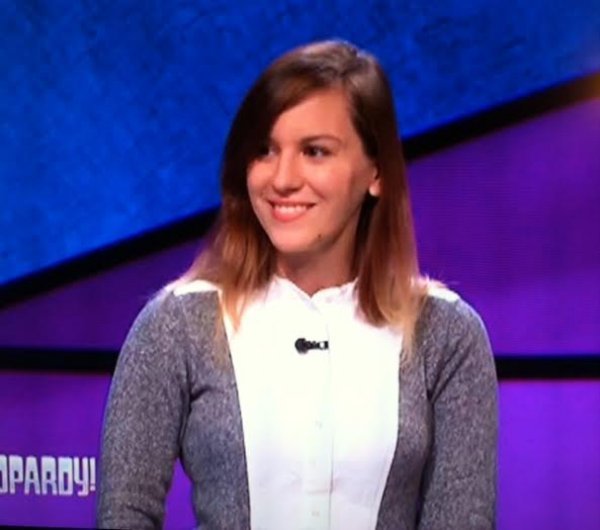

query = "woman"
[[98, 40, 497, 529]]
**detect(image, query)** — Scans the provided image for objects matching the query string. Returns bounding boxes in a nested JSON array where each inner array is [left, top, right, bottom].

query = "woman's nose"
[[271, 152, 302, 193]]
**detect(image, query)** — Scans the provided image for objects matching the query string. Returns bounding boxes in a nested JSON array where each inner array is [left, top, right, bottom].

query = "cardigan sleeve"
[[96, 291, 190, 529], [418, 297, 498, 529]]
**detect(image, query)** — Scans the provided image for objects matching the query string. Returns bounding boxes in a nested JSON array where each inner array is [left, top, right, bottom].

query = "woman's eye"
[[256, 144, 274, 159], [304, 145, 330, 158]]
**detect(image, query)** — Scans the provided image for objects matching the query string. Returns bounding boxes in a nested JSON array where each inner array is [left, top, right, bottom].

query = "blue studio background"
[[1, 0, 600, 285]]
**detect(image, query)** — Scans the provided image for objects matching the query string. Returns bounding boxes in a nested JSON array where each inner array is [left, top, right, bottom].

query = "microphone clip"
[[295, 338, 329, 354]]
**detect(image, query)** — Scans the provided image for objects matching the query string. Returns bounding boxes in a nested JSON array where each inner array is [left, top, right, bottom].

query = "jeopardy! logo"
[[0, 455, 96, 497]]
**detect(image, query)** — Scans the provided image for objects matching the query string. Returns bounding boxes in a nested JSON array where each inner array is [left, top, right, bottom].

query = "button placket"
[[300, 301, 333, 529]]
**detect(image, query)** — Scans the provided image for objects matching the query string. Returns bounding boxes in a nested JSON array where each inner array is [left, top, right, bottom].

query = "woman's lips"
[[269, 201, 314, 222]]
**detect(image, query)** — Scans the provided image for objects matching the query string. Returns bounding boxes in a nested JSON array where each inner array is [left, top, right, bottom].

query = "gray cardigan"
[[97, 288, 497, 529]]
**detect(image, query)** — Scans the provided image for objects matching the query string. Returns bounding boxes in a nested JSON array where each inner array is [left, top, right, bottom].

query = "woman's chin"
[[271, 243, 317, 266]]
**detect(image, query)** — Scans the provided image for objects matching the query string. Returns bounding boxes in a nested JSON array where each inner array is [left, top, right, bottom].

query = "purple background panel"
[[0, 371, 109, 527], [0, 241, 200, 350], [2, 374, 600, 528], [411, 97, 600, 354], [0, 371, 195, 528], [498, 381, 600, 529]]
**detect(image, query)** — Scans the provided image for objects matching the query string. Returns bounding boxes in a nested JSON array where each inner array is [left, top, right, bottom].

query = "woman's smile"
[[269, 200, 315, 222]]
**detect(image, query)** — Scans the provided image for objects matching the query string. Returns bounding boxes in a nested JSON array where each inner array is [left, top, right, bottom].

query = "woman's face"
[[247, 88, 380, 272]]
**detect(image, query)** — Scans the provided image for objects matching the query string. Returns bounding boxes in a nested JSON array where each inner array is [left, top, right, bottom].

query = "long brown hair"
[[181, 40, 429, 353]]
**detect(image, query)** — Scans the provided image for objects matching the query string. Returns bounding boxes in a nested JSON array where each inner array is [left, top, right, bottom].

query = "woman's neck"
[[276, 255, 353, 296]]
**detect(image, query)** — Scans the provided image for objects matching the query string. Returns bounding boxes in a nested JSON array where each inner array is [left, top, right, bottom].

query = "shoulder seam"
[[172, 279, 219, 296]]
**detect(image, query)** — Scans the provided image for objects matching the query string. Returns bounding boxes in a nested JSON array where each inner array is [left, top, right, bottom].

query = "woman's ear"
[[368, 169, 381, 197]]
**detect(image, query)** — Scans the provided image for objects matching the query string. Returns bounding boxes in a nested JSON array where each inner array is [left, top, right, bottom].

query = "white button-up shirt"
[[223, 276, 403, 530]]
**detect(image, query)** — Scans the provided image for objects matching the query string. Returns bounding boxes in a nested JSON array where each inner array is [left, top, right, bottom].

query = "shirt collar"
[[271, 275, 357, 305]]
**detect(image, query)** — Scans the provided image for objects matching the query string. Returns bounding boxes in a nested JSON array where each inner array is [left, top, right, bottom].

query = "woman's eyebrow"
[[300, 134, 342, 144]]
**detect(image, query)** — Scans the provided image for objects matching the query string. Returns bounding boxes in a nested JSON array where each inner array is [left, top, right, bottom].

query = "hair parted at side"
[[179, 39, 431, 354]]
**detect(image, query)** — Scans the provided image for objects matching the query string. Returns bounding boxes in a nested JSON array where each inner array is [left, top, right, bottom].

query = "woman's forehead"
[[268, 89, 355, 140]]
